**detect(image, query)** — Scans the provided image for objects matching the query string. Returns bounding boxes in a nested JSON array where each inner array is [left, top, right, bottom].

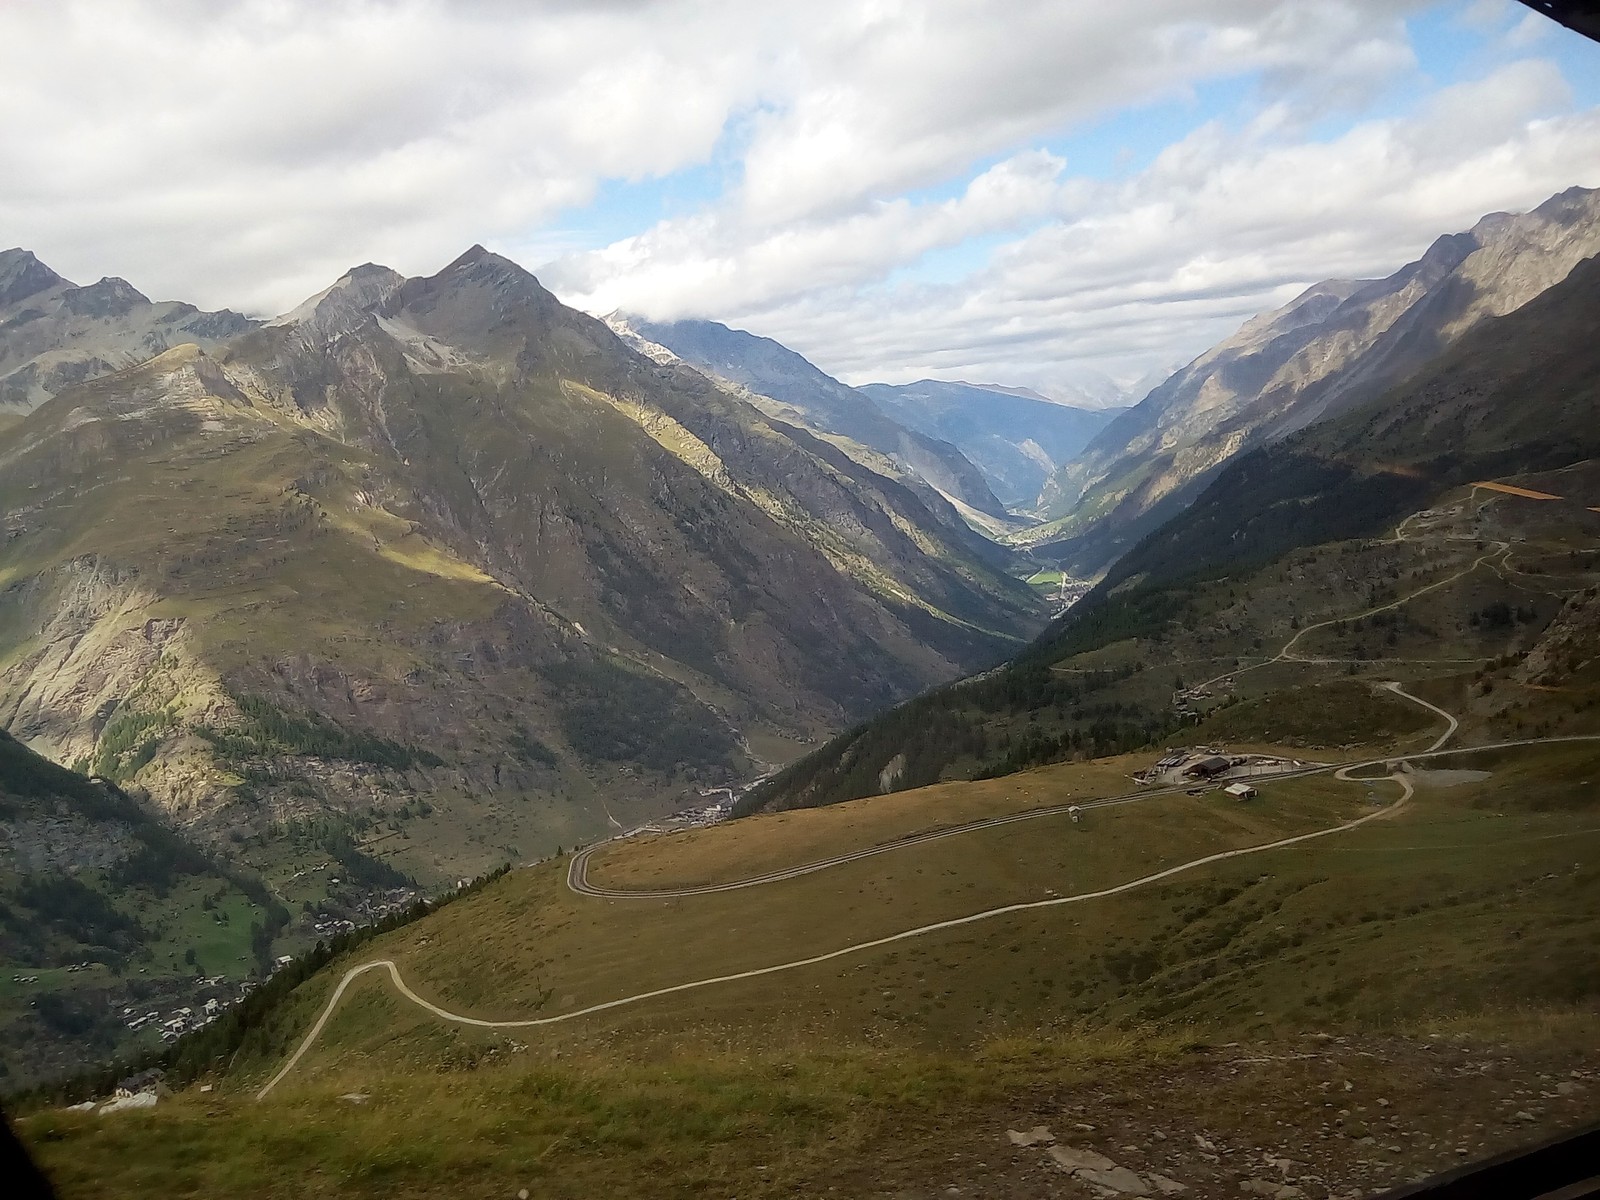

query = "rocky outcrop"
[[1518, 585, 1600, 686]]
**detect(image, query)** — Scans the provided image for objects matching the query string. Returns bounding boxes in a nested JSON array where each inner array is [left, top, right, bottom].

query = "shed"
[[1185, 755, 1231, 778], [1224, 783, 1258, 801]]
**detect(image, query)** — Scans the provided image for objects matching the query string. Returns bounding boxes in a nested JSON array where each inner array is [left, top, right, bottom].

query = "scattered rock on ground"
[[1046, 1144, 1116, 1173], [1077, 1164, 1152, 1194], [1007, 1125, 1055, 1147], [1239, 1180, 1305, 1199]]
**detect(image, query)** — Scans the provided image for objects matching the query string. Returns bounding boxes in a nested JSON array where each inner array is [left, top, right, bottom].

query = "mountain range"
[[749, 215, 1600, 814], [5, 177, 1600, 1113], [0, 249, 255, 415], [1024, 185, 1600, 574], [0, 246, 1045, 887]]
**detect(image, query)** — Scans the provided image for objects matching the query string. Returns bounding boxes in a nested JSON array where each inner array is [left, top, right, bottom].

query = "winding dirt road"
[[255, 675, 1597, 1100], [258, 760, 1420, 1101]]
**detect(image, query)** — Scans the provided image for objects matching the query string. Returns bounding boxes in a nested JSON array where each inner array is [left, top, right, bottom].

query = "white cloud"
[[566, 57, 1600, 392], [1, 0, 1593, 400], [0, 0, 762, 311], [2, 0, 1423, 317], [554, 149, 1073, 317]]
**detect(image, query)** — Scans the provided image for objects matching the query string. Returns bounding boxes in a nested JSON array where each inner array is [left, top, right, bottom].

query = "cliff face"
[[1031, 186, 1600, 575], [0, 249, 1043, 874]]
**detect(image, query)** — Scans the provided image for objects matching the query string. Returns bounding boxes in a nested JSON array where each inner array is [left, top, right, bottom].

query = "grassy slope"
[[749, 471, 1600, 815], [17, 736, 1600, 1198]]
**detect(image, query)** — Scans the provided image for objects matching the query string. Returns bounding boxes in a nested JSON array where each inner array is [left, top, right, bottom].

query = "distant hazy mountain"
[[611, 316, 1015, 529], [1025, 365, 1135, 411], [0, 248, 256, 413], [858, 379, 1124, 510], [0, 249, 1044, 881], [1029, 185, 1600, 573]]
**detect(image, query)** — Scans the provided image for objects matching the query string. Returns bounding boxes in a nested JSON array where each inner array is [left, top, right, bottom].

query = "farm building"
[[1184, 755, 1232, 779], [1224, 783, 1258, 801]]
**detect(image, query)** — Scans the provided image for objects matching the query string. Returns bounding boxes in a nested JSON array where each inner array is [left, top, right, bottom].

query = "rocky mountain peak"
[[1399, 229, 1480, 282], [59, 276, 150, 319], [0, 248, 68, 308], [1532, 184, 1597, 223], [437, 244, 555, 303], [268, 262, 405, 340]]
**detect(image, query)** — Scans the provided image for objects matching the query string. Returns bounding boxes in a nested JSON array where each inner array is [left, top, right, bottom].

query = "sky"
[[3, 0, 1599, 403]]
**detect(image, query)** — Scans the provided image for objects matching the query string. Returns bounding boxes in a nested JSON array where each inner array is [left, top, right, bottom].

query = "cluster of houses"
[[620, 787, 745, 838], [309, 914, 359, 937], [123, 997, 224, 1041], [643, 795, 735, 835], [120, 975, 256, 1041], [1051, 577, 1095, 616], [306, 885, 419, 938]]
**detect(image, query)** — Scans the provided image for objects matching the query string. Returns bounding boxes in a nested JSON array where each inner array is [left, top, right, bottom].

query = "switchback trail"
[[1190, 541, 1510, 696], [257, 730, 1600, 1100], [259, 765, 1418, 1101]]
